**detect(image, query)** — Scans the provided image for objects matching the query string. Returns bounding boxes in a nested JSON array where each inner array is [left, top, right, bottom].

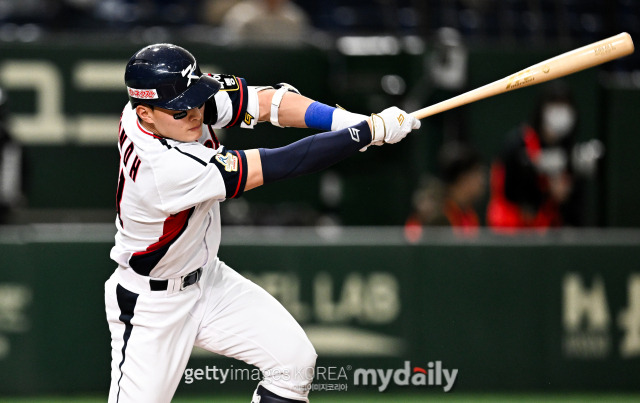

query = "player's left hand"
[[370, 106, 421, 146]]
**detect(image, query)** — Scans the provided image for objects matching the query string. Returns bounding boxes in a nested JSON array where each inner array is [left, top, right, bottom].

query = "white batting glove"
[[369, 106, 421, 146]]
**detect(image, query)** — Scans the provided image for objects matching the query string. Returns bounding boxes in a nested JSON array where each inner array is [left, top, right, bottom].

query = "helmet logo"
[[127, 87, 159, 100], [181, 63, 199, 87]]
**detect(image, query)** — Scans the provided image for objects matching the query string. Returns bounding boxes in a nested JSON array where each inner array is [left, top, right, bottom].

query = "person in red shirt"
[[487, 82, 583, 232]]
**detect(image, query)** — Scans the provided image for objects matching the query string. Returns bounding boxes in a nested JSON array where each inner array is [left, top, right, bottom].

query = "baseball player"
[[105, 43, 420, 403]]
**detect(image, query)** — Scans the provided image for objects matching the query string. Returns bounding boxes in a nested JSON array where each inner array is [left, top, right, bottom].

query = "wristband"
[[304, 101, 335, 131]]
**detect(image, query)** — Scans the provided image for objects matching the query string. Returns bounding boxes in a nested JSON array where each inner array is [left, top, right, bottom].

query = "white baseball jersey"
[[106, 75, 316, 403], [110, 74, 260, 279]]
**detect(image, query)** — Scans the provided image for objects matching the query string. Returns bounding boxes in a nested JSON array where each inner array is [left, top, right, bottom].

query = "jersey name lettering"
[[119, 131, 143, 182]]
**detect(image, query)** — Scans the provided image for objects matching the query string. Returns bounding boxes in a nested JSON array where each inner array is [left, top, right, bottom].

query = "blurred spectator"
[[428, 27, 468, 92], [438, 142, 486, 232], [221, 0, 311, 46], [486, 81, 601, 232], [0, 87, 24, 224], [200, 0, 238, 26], [404, 175, 445, 237], [405, 141, 486, 239]]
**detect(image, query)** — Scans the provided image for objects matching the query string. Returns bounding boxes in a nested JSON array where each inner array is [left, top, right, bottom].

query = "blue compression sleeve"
[[304, 101, 336, 131], [259, 121, 371, 184]]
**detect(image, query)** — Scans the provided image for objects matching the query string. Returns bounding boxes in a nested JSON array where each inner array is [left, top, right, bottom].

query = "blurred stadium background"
[[0, 0, 639, 401]]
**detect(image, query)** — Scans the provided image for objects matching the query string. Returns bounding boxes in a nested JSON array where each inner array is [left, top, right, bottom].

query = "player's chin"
[[186, 126, 203, 140]]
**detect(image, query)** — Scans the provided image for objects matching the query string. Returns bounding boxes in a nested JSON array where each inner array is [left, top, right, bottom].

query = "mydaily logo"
[[183, 360, 458, 393], [353, 361, 458, 392]]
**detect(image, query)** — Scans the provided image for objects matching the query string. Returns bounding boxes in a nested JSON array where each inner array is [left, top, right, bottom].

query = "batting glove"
[[370, 106, 421, 146]]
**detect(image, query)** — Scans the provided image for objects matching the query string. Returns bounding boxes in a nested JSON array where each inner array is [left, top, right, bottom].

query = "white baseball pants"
[[105, 258, 316, 403]]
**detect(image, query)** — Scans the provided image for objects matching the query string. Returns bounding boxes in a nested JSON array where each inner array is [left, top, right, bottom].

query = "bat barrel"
[[524, 32, 634, 86], [411, 32, 634, 120]]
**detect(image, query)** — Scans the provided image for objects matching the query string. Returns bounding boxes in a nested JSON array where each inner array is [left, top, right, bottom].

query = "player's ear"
[[136, 105, 155, 124]]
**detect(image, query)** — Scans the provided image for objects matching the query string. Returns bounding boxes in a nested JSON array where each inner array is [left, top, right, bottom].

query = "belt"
[[149, 268, 202, 291]]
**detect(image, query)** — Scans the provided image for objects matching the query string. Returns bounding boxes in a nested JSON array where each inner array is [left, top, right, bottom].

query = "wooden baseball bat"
[[411, 32, 634, 120]]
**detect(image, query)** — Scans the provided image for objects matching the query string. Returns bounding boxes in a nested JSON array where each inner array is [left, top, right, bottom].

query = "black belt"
[[149, 268, 202, 291]]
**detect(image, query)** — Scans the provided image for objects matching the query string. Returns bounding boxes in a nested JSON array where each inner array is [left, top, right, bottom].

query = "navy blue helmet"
[[124, 43, 221, 111]]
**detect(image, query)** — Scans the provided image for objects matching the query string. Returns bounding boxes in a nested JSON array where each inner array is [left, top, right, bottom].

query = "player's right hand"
[[369, 106, 421, 146]]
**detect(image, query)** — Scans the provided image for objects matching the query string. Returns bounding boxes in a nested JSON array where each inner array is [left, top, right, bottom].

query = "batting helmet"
[[124, 43, 221, 111]]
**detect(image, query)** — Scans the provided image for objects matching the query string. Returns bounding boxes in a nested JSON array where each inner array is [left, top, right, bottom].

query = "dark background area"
[[0, 0, 638, 228]]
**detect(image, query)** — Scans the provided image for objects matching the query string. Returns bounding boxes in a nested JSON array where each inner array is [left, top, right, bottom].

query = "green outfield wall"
[[0, 226, 639, 396]]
